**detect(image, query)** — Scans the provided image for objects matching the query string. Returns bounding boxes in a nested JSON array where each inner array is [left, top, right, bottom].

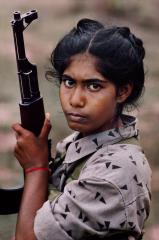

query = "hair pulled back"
[[52, 19, 104, 76], [49, 18, 145, 113]]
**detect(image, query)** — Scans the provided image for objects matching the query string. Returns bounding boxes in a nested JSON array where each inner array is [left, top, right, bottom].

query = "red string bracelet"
[[25, 167, 50, 174]]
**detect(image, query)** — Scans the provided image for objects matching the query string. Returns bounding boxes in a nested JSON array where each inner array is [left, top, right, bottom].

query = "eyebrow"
[[62, 74, 108, 83]]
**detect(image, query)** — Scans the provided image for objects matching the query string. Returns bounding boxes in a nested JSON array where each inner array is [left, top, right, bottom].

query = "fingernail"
[[46, 112, 50, 121]]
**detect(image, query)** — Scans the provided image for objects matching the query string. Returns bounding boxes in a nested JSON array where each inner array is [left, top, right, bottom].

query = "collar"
[[58, 115, 138, 164]]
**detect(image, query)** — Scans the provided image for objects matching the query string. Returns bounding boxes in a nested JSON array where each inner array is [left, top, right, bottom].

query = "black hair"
[[47, 18, 145, 114], [50, 19, 104, 79]]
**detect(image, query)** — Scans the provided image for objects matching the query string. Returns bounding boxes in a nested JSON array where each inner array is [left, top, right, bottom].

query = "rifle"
[[0, 10, 51, 214]]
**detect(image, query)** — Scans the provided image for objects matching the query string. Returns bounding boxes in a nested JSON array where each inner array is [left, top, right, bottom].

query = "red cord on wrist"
[[25, 167, 50, 174]]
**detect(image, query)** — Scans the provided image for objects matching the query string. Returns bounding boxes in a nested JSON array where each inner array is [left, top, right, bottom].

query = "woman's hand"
[[12, 113, 52, 170]]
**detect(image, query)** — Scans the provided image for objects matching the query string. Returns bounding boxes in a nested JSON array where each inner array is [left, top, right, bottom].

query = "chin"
[[68, 122, 88, 133]]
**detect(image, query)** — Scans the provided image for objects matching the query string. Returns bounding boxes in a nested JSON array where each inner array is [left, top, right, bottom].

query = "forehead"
[[69, 53, 98, 66], [64, 53, 104, 80]]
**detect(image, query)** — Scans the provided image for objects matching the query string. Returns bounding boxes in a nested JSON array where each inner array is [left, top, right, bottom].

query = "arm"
[[16, 170, 48, 240], [34, 177, 126, 240], [12, 115, 51, 240]]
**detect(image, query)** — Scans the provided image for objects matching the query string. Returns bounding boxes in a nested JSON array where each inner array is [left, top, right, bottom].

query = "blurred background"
[[0, 0, 159, 239]]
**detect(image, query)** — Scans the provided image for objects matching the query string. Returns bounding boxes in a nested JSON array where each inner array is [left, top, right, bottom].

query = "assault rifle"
[[0, 10, 51, 214]]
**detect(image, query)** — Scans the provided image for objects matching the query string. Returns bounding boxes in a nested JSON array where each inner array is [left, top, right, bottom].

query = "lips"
[[66, 112, 88, 123]]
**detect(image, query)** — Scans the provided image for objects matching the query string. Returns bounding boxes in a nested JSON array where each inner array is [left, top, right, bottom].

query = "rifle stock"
[[0, 10, 49, 215]]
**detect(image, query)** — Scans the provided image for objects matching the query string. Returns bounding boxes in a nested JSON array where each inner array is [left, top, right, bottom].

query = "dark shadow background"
[[0, 1, 159, 239]]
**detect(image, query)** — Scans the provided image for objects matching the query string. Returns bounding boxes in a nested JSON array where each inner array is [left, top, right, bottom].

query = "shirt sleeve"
[[34, 177, 127, 240]]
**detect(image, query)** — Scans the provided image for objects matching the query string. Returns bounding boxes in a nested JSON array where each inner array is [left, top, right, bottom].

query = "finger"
[[13, 132, 19, 140], [12, 123, 33, 137], [12, 123, 26, 136], [12, 123, 22, 135], [14, 143, 23, 155], [14, 145, 22, 161], [39, 113, 52, 140]]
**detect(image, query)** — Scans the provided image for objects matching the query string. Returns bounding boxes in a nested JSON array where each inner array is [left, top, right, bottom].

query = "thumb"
[[39, 113, 52, 140]]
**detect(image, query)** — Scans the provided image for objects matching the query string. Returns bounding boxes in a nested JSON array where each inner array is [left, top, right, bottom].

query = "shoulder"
[[79, 143, 152, 200], [80, 143, 147, 174]]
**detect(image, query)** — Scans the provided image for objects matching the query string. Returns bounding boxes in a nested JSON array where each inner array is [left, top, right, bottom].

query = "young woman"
[[12, 19, 152, 240]]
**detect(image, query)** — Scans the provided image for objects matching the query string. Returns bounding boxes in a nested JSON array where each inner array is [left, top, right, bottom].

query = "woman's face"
[[59, 53, 127, 136]]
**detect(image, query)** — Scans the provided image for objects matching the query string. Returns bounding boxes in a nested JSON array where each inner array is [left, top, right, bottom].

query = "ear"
[[116, 83, 133, 103]]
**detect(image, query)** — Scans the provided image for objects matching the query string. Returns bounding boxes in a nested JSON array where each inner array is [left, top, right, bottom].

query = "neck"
[[82, 116, 123, 137]]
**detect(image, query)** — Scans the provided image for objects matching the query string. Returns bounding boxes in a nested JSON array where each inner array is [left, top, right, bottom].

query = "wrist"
[[25, 167, 50, 175], [24, 167, 50, 184]]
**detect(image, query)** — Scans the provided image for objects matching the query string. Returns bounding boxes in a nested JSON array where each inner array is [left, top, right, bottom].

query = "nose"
[[70, 87, 85, 108]]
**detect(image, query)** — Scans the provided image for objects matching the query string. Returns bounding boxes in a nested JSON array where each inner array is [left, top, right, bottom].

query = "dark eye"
[[87, 83, 102, 91], [63, 79, 75, 88]]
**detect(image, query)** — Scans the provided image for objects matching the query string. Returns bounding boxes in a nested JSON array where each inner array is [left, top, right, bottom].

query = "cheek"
[[92, 92, 117, 114]]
